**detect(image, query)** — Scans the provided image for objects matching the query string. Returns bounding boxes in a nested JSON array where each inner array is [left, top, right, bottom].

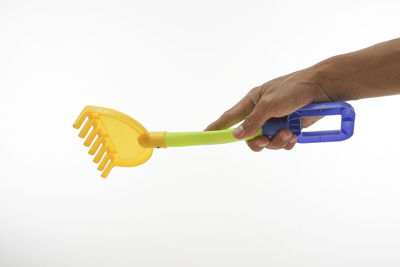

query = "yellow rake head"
[[73, 106, 153, 178]]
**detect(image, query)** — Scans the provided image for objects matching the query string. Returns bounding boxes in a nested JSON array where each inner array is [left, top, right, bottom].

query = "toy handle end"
[[261, 102, 355, 143], [294, 102, 355, 143]]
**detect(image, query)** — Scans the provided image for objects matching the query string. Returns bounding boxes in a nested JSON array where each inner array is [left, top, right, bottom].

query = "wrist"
[[308, 55, 359, 102]]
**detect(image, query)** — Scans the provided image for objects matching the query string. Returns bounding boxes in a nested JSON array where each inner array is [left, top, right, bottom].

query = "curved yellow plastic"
[[73, 106, 153, 178]]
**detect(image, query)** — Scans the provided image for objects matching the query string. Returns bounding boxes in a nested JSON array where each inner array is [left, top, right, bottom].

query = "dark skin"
[[205, 38, 400, 151]]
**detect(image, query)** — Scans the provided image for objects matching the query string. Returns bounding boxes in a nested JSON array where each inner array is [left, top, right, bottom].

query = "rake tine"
[[101, 160, 114, 178], [78, 119, 92, 138], [89, 136, 101, 155], [73, 113, 87, 129], [93, 144, 106, 163], [84, 127, 96, 147], [98, 153, 110, 171]]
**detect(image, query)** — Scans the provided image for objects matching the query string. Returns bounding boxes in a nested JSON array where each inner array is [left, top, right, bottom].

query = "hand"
[[205, 68, 331, 151]]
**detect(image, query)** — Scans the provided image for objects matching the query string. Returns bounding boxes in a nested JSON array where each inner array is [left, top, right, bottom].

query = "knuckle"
[[249, 145, 260, 152], [242, 115, 254, 129], [279, 130, 292, 140], [285, 143, 295, 150], [246, 140, 261, 152], [259, 97, 277, 116], [258, 98, 271, 111], [284, 137, 297, 150], [284, 145, 292, 150], [260, 95, 270, 104], [248, 86, 260, 95], [220, 110, 234, 124]]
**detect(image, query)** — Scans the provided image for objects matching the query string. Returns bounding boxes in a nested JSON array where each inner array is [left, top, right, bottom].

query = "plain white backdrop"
[[1, 0, 400, 266]]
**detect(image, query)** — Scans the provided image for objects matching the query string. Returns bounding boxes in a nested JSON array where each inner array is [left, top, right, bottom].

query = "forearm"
[[311, 38, 400, 101]]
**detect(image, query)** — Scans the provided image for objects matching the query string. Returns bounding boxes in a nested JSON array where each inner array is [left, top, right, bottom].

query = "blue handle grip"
[[261, 102, 355, 143]]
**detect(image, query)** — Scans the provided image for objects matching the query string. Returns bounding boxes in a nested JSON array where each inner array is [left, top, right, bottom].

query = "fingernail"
[[282, 133, 291, 141], [233, 125, 244, 138]]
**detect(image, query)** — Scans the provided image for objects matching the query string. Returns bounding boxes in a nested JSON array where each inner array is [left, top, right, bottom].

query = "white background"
[[1, 0, 400, 266]]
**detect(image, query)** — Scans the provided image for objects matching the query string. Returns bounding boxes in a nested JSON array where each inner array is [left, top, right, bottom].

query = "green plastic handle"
[[164, 128, 263, 147]]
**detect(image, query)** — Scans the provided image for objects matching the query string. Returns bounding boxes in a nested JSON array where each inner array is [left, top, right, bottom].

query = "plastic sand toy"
[[73, 102, 355, 178]]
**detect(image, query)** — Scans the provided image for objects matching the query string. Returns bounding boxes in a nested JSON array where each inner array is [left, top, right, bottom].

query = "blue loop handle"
[[261, 102, 355, 143]]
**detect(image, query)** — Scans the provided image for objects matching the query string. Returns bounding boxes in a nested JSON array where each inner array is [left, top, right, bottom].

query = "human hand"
[[205, 69, 331, 151]]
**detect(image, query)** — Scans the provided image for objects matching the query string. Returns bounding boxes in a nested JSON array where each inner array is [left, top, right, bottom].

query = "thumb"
[[233, 103, 272, 139]]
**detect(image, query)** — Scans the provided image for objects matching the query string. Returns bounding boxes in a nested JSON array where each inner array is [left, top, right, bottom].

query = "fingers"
[[265, 129, 293, 149], [284, 135, 297, 150], [246, 136, 269, 152], [246, 129, 297, 151], [205, 91, 259, 131], [233, 101, 272, 139]]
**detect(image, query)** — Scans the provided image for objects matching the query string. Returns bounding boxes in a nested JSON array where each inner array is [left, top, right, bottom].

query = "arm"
[[314, 38, 400, 102], [205, 38, 400, 151]]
